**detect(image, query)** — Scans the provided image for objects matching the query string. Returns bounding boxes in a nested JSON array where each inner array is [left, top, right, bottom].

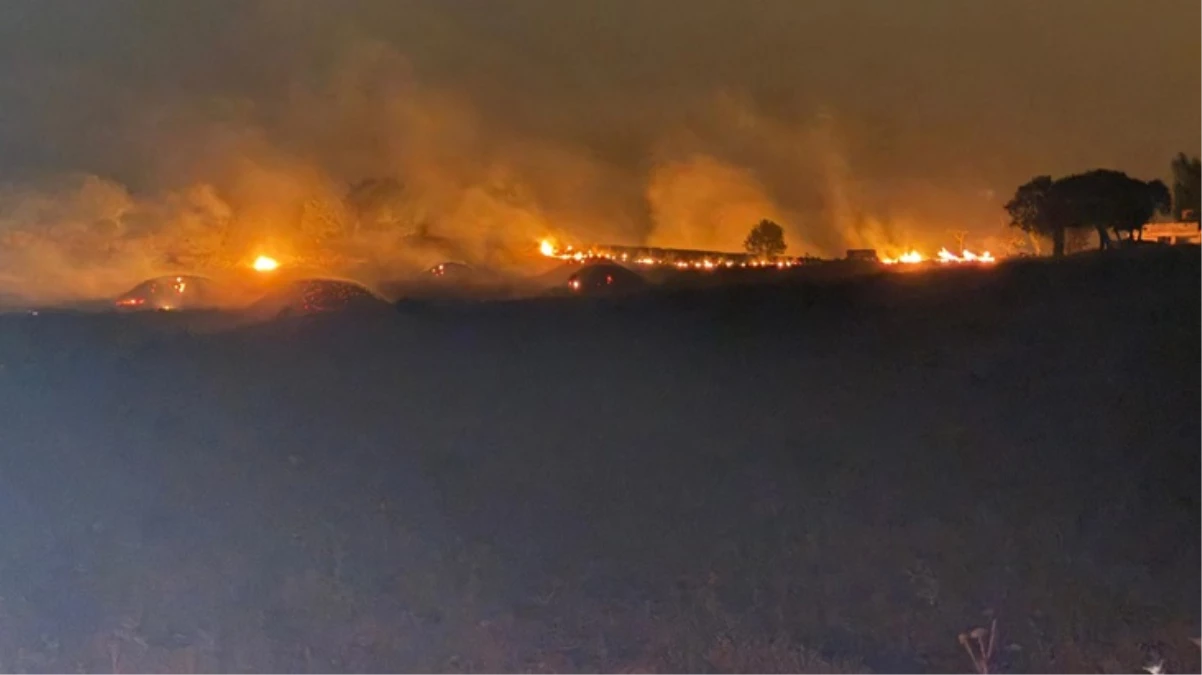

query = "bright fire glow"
[[881, 250, 925, 265], [539, 235, 999, 271], [937, 248, 996, 264], [537, 238, 804, 270], [252, 255, 280, 272], [882, 247, 997, 266]]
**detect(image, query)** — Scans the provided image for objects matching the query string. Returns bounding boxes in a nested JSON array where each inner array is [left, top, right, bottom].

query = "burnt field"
[[0, 248, 1198, 673]]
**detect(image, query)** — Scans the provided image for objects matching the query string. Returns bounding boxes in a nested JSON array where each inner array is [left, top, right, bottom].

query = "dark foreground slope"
[[0, 248, 1198, 673]]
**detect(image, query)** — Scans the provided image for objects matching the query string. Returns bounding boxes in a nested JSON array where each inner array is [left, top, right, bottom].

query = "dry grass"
[[0, 249, 1197, 673]]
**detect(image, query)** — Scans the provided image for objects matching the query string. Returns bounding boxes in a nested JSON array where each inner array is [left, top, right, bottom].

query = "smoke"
[[646, 155, 794, 253], [1, 43, 882, 302], [0, 43, 617, 301], [0, 0, 1195, 302], [0, 177, 228, 302]]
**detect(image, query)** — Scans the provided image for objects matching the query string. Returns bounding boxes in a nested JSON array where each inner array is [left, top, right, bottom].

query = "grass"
[[0, 247, 1197, 673]]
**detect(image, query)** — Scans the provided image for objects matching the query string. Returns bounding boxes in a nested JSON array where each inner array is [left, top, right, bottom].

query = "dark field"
[[0, 249, 1198, 673]]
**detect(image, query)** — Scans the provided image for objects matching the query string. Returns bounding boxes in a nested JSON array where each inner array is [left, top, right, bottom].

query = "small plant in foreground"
[[958, 618, 997, 674]]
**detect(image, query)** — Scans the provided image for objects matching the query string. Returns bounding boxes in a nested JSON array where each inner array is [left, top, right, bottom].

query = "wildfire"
[[538, 236, 1002, 273], [252, 255, 280, 272], [536, 238, 805, 270], [882, 248, 997, 266], [937, 247, 996, 264], [881, 250, 925, 265]]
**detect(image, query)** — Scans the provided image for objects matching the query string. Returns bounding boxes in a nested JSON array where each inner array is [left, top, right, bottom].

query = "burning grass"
[[537, 238, 811, 270], [881, 248, 996, 266]]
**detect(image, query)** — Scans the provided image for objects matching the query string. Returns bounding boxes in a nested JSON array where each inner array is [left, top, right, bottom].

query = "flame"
[[252, 255, 280, 272], [937, 248, 996, 264], [881, 250, 925, 265], [536, 238, 805, 270], [881, 247, 997, 266], [540, 235, 999, 271]]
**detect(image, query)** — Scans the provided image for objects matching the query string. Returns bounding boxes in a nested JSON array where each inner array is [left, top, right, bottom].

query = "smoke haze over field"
[[0, 0, 1198, 300]]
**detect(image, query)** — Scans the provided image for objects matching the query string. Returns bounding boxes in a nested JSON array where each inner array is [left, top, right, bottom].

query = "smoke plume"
[[0, 0, 1195, 302]]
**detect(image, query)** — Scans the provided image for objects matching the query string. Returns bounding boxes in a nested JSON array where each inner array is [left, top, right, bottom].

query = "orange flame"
[[881, 250, 925, 265], [937, 248, 996, 264], [536, 238, 805, 270]]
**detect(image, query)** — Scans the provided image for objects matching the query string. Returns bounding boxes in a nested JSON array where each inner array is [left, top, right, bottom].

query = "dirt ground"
[[0, 248, 1198, 673]]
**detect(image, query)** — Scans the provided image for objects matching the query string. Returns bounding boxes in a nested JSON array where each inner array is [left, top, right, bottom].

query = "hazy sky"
[[0, 0, 1198, 278]]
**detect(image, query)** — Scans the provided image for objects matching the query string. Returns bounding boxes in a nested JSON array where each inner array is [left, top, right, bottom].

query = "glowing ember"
[[539, 239, 557, 257], [252, 255, 280, 272]]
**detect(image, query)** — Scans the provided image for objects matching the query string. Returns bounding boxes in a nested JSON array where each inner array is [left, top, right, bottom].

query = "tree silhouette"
[[1115, 179, 1170, 241], [744, 219, 787, 257], [1006, 171, 1171, 256], [1171, 153, 1201, 221], [1056, 170, 1170, 248], [1005, 176, 1068, 257]]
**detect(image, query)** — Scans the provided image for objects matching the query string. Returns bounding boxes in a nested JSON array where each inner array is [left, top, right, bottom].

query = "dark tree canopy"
[[1005, 170, 1171, 256], [1004, 175, 1057, 235], [1004, 175, 1068, 256], [1058, 170, 1170, 248], [1171, 153, 1201, 221], [744, 219, 787, 257], [1113, 179, 1170, 238]]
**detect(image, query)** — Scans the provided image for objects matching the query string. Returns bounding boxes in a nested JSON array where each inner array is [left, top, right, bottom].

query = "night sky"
[[0, 0, 1197, 291]]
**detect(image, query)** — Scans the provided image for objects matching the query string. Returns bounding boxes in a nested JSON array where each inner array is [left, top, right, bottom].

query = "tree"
[[1114, 179, 1170, 241], [744, 219, 787, 257], [1171, 153, 1201, 221], [1004, 175, 1069, 257], [1005, 170, 1171, 256], [1056, 170, 1170, 248]]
